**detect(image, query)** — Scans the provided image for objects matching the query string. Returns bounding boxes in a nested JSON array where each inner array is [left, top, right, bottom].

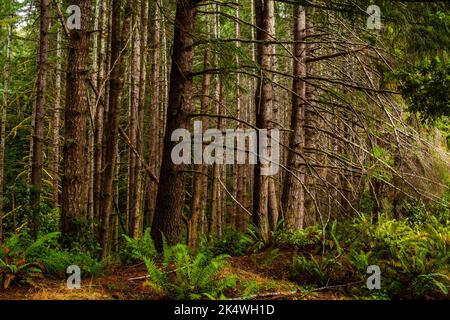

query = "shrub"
[[203, 228, 256, 257], [0, 231, 104, 288], [273, 225, 323, 249], [142, 237, 236, 299], [40, 249, 104, 278], [121, 228, 158, 264], [0, 232, 60, 288], [288, 213, 450, 298]]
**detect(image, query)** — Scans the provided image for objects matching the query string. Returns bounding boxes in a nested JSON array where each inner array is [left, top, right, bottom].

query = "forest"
[[0, 0, 449, 301]]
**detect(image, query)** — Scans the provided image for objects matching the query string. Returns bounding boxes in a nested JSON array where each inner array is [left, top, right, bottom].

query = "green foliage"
[[39, 249, 104, 278], [0, 232, 59, 288], [202, 228, 257, 257], [141, 237, 237, 299], [273, 225, 323, 248], [121, 228, 158, 264], [0, 231, 103, 289], [395, 56, 449, 123], [288, 213, 450, 298]]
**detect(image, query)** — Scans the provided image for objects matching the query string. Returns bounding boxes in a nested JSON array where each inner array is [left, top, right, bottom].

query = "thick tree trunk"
[[151, 0, 197, 251], [61, 0, 91, 243], [281, 5, 307, 230], [30, 0, 50, 236]]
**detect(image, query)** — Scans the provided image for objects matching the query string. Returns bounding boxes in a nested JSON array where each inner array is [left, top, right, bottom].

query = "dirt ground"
[[0, 255, 351, 300]]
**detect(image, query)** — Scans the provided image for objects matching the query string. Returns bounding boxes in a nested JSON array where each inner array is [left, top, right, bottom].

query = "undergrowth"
[[0, 231, 103, 288], [281, 212, 450, 299]]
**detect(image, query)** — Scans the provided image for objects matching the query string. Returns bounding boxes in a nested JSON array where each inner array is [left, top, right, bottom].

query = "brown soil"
[[0, 252, 352, 300]]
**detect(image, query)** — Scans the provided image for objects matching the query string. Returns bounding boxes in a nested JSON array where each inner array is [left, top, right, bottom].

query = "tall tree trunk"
[[253, 0, 275, 242], [61, 0, 91, 243], [151, 0, 197, 251], [210, 2, 223, 237], [86, 0, 102, 229], [281, 4, 307, 229], [100, 0, 131, 257], [135, 0, 149, 235], [50, 26, 62, 209], [232, 0, 244, 230], [94, 0, 108, 228], [189, 8, 211, 248], [146, 0, 160, 229], [127, 0, 142, 237], [30, 0, 50, 236], [304, 10, 319, 227], [0, 25, 12, 241]]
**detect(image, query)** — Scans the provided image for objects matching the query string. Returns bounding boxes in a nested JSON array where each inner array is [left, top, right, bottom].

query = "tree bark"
[[0, 25, 12, 241], [30, 0, 50, 236], [93, 0, 108, 227], [100, 0, 131, 256], [253, 0, 275, 242], [151, 0, 197, 251], [50, 26, 62, 209], [146, 0, 160, 229], [281, 4, 307, 230], [127, 0, 142, 237], [189, 8, 211, 248], [61, 0, 91, 244]]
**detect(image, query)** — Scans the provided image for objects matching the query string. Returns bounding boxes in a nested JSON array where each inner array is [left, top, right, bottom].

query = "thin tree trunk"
[[0, 25, 12, 241], [146, 0, 160, 229], [151, 0, 197, 250], [253, 0, 275, 242], [281, 4, 307, 229], [100, 0, 132, 256], [232, 0, 244, 230], [128, 0, 142, 237], [188, 7, 211, 248], [94, 0, 108, 227], [210, 2, 223, 237], [30, 0, 50, 236], [135, 0, 149, 235], [50, 26, 62, 209]]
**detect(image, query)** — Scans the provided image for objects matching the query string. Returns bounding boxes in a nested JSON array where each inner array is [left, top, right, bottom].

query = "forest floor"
[[0, 249, 352, 300]]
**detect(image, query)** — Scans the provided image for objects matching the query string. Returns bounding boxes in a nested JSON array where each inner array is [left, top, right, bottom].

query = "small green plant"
[[121, 228, 158, 264], [0, 232, 60, 288], [40, 249, 104, 277], [143, 240, 237, 299], [0, 231, 104, 287], [288, 212, 450, 298], [0, 249, 43, 289], [273, 225, 322, 248], [204, 228, 255, 257]]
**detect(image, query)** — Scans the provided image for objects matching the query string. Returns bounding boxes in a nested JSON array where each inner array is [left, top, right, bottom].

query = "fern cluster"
[[139, 236, 236, 299], [0, 231, 103, 288], [121, 228, 158, 264], [288, 213, 450, 298]]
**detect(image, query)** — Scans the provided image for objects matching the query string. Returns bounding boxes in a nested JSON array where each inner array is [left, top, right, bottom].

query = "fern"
[[142, 240, 236, 299]]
